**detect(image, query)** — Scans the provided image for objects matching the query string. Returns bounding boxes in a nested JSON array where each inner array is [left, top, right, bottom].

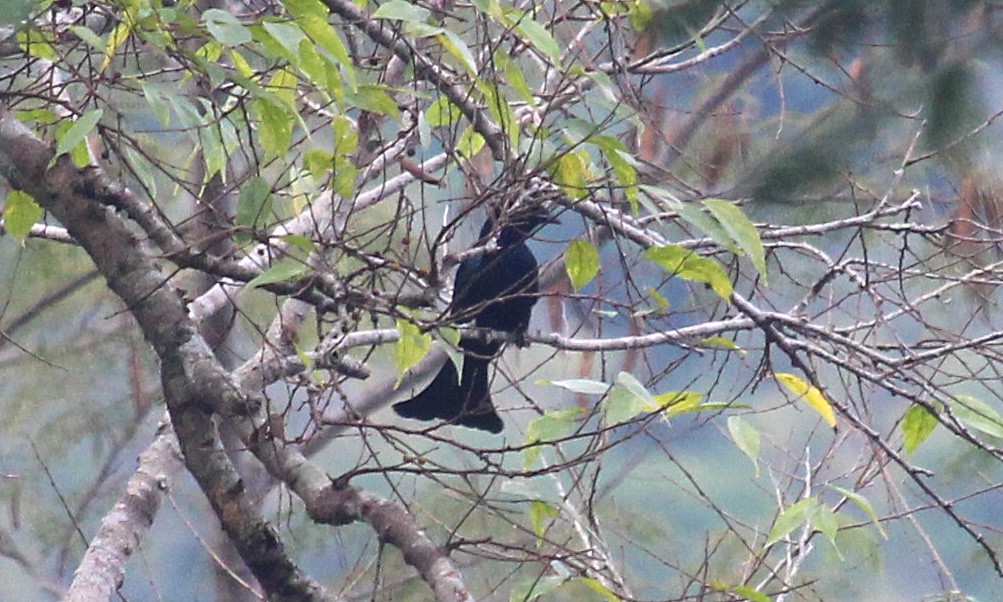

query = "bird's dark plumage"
[[393, 206, 550, 433]]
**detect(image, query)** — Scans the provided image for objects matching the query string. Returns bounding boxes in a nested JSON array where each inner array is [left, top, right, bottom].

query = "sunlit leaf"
[[549, 379, 610, 395], [566, 239, 600, 290], [729, 585, 772, 602], [17, 28, 56, 59], [644, 244, 733, 300], [647, 287, 670, 310], [701, 337, 741, 351], [3, 190, 43, 246], [902, 403, 939, 453], [394, 319, 432, 384], [774, 372, 837, 430], [457, 126, 485, 158], [657, 390, 702, 416], [100, 21, 131, 72], [574, 577, 620, 602]]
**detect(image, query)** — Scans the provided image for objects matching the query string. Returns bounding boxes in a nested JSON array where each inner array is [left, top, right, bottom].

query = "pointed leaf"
[[645, 244, 733, 300], [247, 260, 310, 289], [524, 408, 583, 467], [53, 109, 102, 164], [774, 372, 837, 429], [951, 394, 1003, 439], [766, 497, 817, 547], [566, 239, 600, 290], [549, 379, 610, 395], [373, 0, 430, 22], [703, 198, 768, 282], [529, 500, 559, 539], [830, 485, 887, 539], [729, 585, 772, 602], [394, 319, 432, 383], [727, 416, 760, 476], [902, 404, 939, 453], [574, 577, 620, 602]]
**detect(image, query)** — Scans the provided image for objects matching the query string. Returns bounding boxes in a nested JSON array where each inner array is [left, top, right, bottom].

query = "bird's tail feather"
[[455, 355, 503, 433], [392, 360, 464, 422]]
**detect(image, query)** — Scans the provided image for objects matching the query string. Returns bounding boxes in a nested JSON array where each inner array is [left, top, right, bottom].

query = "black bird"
[[393, 205, 552, 433]]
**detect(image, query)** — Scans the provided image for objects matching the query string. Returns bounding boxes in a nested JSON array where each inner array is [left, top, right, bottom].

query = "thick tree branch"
[[0, 107, 333, 601]]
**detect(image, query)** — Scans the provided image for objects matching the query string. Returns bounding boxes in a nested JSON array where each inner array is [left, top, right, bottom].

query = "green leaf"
[[701, 336, 741, 351], [252, 97, 292, 160], [729, 585, 772, 602], [950, 394, 1003, 439], [830, 485, 887, 539], [644, 244, 733, 300], [236, 177, 274, 241], [656, 390, 702, 416], [529, 500, 558, 539], [394, 319, 432, 383], [100, 21, 131, 72], [774, 372, 837, 429], [425, 96, 462, 127], [53, 109, 102, 165], [766, 497, 818, 547], [510, 576, 565, 602], [285, 0, 355, 88], [902, 404, 939, 453], [549, 379, 610, 395], [641, 185, 735, 249], [247, 260, 310, 289], [281, 234, 316, 253], [573, 577, 620, 602], [702, 199, 768, 282], [372, 0, 430, 22], [810, 504, 841, 558], [603, 372, 655, 427], [17, 28, 57, 60], [551, 150, 589, 200], [524, 408, 582, 468], [3, 190, 43, 245], [727, 416, 760, 476], [514, 14, 561, 65], [203, 9, 251, 46], [71, 25, 107, 51], [566, 239, 600, 290], [437, 30, 478, 75], [345, 84, 399, 117], [457, 126, 485, 158]]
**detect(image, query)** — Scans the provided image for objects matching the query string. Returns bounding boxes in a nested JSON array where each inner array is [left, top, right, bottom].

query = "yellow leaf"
[[774, 372, 837, 429]]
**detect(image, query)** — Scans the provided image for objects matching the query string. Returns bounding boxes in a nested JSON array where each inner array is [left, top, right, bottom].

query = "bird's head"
[[481, 203, 557, 244]]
